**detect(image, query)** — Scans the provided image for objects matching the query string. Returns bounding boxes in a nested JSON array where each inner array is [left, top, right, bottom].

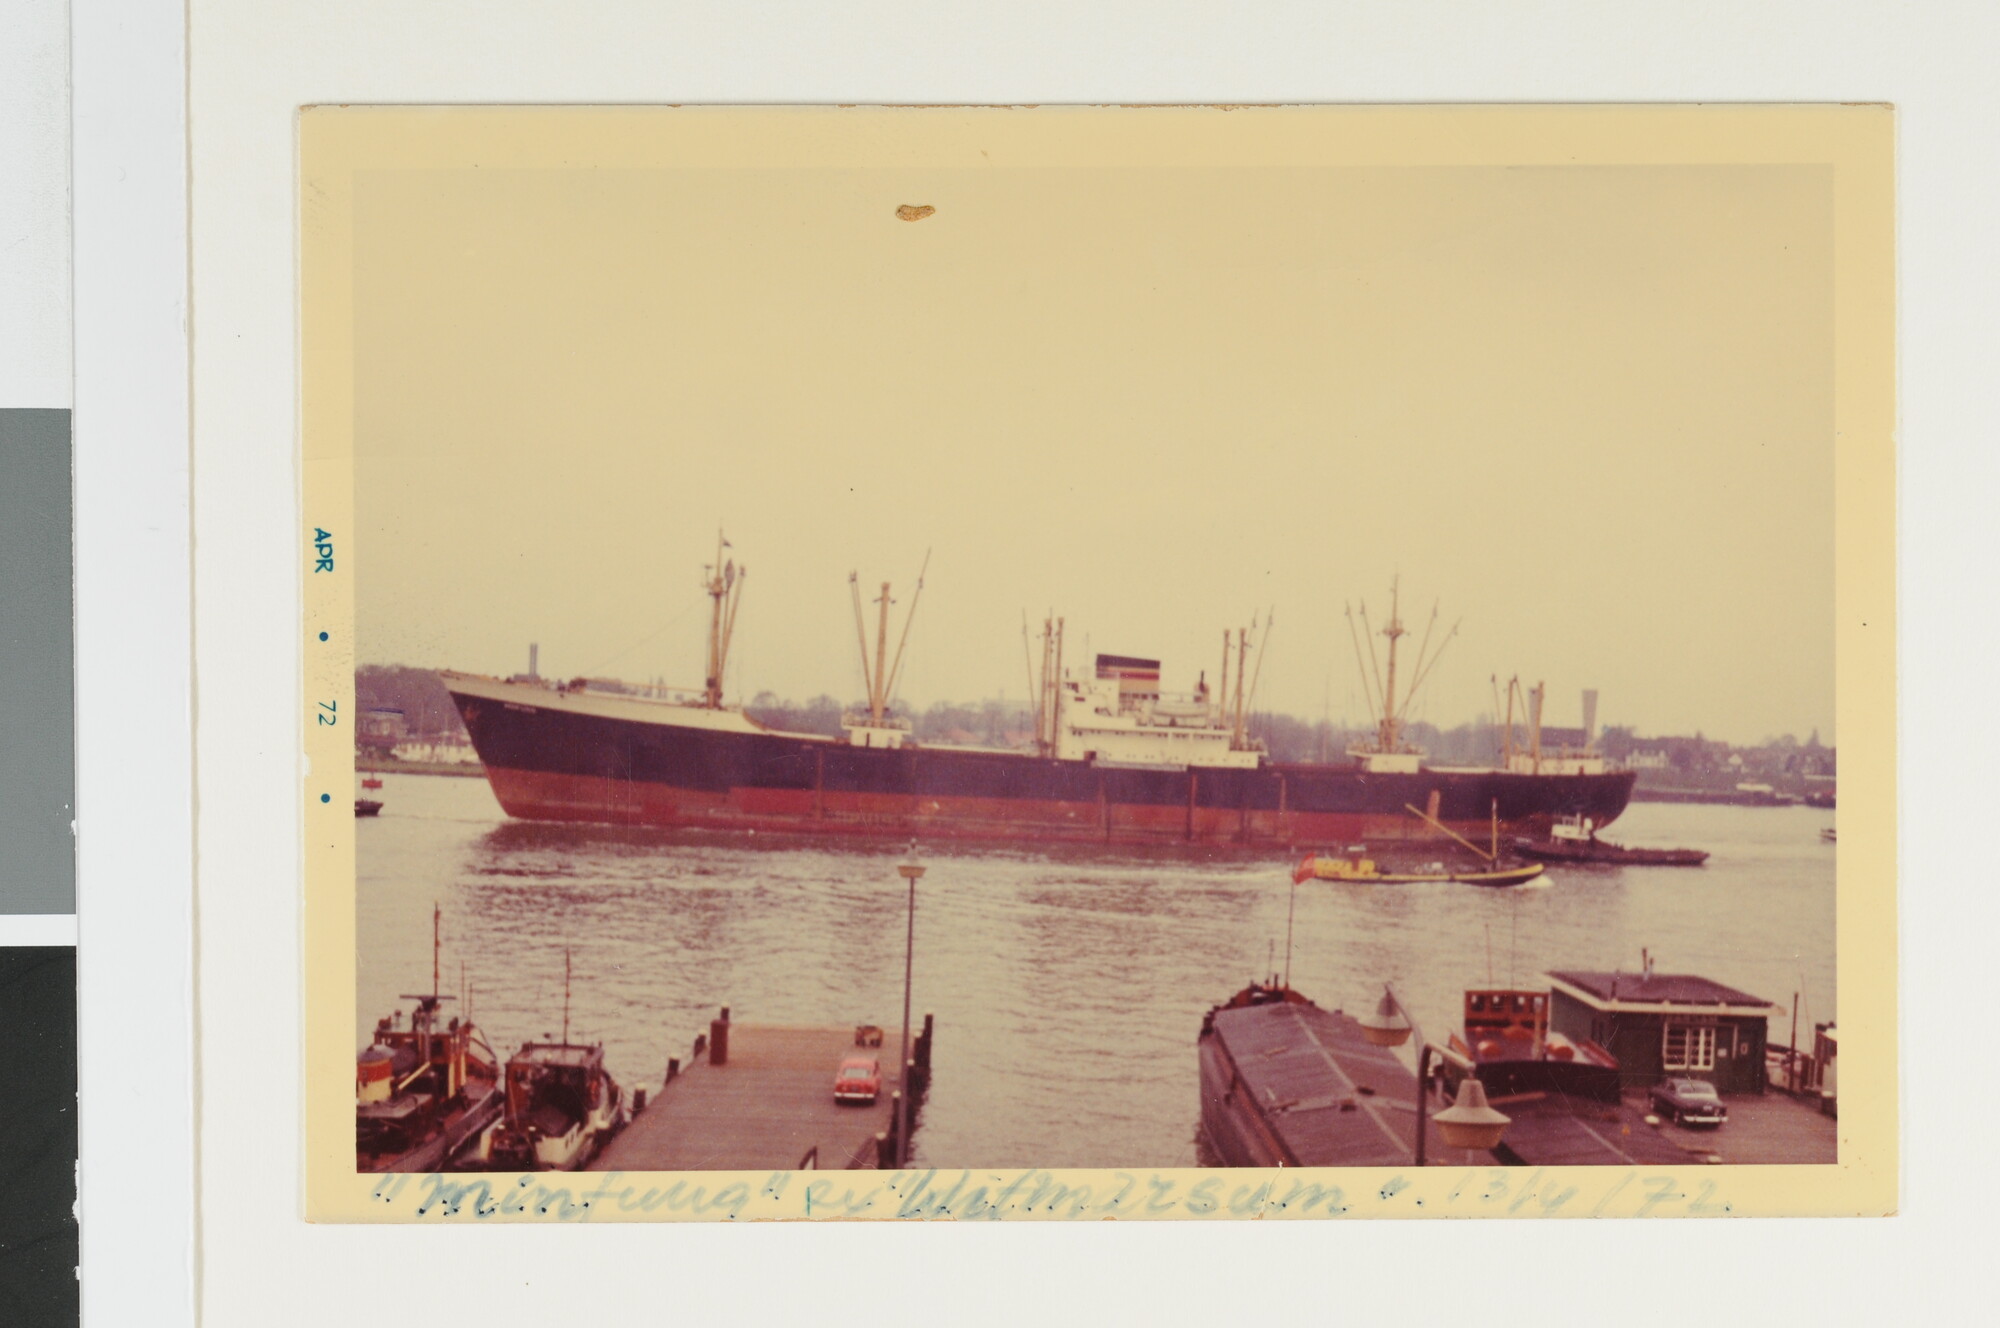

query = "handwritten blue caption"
[[369, 1167, 1733, 1222]]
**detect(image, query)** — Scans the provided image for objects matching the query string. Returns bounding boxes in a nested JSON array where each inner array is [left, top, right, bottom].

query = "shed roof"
[[1547, 970, 1773, 1012]]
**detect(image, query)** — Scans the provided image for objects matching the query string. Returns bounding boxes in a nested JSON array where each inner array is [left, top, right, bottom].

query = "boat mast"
[[1051, 617, 1065, 749], [882, 549, 930, 705], [561, 947, 571, 1047], [1021, 612, 1043, 752], [702, 530, 745, 710], [1344, 604, 1380, 731], [1217, 630, 1231, 730], [849, 574, 873, 713], [872, 582, 893, 724], [431, 901, 440, 1002], [1231, 626, 1248, 747], [1244, 610, 1274, 743], [1530, 680, 1545, 774], [1377, 577, 1406, 753]]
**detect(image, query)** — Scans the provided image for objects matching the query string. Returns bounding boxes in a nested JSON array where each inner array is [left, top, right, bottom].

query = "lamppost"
[[895, 841, 926, 1168], [1359, 985, 1512, 1165]]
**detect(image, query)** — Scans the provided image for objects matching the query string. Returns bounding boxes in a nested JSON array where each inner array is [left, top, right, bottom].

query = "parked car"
[[833, 1056, 882, 1104], [1650, 1077, 1728, 1127]]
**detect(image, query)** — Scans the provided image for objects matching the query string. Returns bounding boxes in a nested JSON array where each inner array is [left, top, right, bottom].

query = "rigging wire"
[[580, 599, 702, 680]]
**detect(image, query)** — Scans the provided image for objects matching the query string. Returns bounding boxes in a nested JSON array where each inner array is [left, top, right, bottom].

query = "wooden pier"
[[590, 1010, 934, 1172]]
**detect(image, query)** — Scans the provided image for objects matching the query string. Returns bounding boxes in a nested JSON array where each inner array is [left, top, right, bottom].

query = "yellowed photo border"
[[302, 104, 1893, 1221]]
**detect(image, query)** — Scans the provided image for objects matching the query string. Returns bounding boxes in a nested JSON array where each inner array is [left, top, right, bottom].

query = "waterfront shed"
[[1545, 970, 1778, 1094]]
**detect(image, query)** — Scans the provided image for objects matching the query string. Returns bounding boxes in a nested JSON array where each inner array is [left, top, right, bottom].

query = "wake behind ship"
[[442, 541, 1634, 850]]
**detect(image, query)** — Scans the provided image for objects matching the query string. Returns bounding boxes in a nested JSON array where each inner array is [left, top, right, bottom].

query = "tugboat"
[[1447, 987, 1622, 1100], [1513, 814, 1708, 866], [356, 907, 502, 1172], [1438, 985, 1691, 1166], [464, 951, 626, 1171]]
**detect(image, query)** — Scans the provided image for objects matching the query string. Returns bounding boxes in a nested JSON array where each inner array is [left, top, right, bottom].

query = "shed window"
[[1663, 1022, 1716, 1071]]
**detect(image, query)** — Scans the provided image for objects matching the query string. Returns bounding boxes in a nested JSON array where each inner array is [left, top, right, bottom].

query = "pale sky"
[[351, 160, 1834, 746]]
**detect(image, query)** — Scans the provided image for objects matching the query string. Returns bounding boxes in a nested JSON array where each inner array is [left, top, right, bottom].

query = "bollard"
[[692, 1033, 706, 1060], [874, 1131, 893, 1169], [709, 1008, 731, 1066], [632, 1087, 648, 1113], [666, 1056, 680, 1082], [888, 1090, 903, 1156], [909, 1057, 925, 1099], [918, 1014, 934, 1072]]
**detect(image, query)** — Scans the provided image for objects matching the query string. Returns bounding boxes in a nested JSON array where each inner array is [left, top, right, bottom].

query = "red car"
[[833, 1056, 882, 1104]]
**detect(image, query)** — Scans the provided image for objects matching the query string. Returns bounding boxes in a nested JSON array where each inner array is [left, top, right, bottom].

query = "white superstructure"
[[1048, 655, 1261, 770]]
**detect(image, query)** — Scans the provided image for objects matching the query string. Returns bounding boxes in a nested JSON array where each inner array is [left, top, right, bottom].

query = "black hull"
[[449, 680, 1637, 849], [1515, 839, 1709, 866]]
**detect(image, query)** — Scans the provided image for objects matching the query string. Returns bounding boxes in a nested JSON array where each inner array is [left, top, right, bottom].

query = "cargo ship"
[[442, 542, 1635, 849]]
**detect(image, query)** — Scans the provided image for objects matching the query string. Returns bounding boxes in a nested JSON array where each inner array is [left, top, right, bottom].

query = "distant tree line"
[[355, 665, 468, 739]]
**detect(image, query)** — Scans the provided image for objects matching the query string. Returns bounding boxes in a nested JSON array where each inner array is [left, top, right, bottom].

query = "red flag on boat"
[[1291, 855, 1317, 885]]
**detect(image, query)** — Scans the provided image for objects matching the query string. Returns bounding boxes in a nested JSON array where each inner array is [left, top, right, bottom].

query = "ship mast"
[[1217, 630, 1231, 730], [1231, 626, 1249, 747], [1346, 578, 1460, 756], [847, 554, 930, 727], [1377, 578, 1406, 753], [1048, 617, 1065, 751], [702, 529, 746, 710], [873, 583, 893, 723]]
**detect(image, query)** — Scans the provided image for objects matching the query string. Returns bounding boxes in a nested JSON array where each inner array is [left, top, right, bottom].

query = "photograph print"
[[304, 105, 1893, 1218]]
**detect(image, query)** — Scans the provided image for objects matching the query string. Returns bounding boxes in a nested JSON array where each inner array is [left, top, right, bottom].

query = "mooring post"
[[666, 1055, 680, 1083], [710, 1007, 731, 1066]]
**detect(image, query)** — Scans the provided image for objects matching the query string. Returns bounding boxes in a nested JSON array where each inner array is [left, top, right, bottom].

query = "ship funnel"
[[529, 642, 540, 680], [1581, 689, 1598, 748]]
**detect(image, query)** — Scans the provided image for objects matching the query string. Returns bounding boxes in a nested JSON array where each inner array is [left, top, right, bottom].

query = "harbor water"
[[357, 772, 1836, 1169]]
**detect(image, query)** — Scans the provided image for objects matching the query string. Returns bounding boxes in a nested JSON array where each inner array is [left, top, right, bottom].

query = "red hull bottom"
[[481, 765, 1557, 851]]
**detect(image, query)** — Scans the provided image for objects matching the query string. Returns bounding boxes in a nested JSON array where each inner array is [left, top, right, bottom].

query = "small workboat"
[[356, 908, 503, 1172], [361, 776, 384, 790], [1514, 814, 1707, 866], [1440, 986, 1689, 1165], [1293, 852, 1545, 888], [1819, 827, 1836, 844], [463, 951, 625, 1171], [355, 798, 383, 817]]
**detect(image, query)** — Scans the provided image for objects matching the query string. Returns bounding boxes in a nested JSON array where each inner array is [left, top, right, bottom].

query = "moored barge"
[[1196, 981, 1433, 1168]]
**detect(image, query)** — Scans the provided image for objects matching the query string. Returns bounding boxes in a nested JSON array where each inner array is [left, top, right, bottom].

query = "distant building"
[[358, 707, 407, 757], [391, 737, 478, 765], [1546, 969, 1777, 1094]]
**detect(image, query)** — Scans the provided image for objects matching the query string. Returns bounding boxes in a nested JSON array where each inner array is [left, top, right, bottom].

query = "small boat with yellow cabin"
[[1292, 850, 1545, 888]]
